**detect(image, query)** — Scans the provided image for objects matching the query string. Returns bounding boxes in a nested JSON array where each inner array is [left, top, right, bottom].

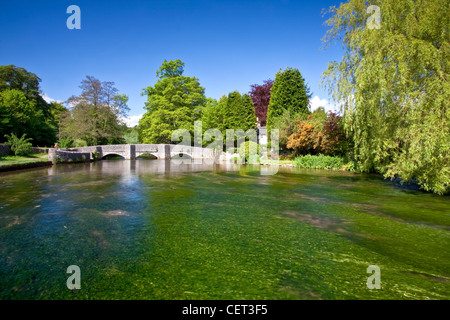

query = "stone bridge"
[[48, 144, 227, 162]]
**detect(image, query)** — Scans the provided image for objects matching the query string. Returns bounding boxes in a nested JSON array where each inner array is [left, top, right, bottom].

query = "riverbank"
[[0, 160, 53, 172], [0, 153, 52, 172]]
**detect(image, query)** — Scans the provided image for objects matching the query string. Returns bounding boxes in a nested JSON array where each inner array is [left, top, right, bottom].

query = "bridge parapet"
[[49, 144, 226, 162]]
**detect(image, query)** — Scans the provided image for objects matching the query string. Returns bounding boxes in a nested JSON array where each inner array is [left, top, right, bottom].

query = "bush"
[[58, 137, 74, 149], [4, 133, 33, 156], [343, 161, 360, 172], [294, 154, 344, 170], [238, 141, 260, 163], [92, 150, 100, 160], [75, 139, 88, 147]]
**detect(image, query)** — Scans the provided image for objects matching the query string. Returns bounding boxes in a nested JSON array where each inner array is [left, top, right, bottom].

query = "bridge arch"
[[136, 153, 158, 160], [170, 152, 192, 160], [102, 153, 125, 160]]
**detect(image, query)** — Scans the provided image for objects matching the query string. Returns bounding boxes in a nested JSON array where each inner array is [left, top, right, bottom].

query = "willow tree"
[[321, 0, 449, 194]]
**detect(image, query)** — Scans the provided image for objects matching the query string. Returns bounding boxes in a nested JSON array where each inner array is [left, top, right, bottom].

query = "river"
[[0, 160, 448, 299]]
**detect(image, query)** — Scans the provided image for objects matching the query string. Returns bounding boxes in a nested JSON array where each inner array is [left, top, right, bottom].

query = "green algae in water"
[[0, 161, 449, 300]]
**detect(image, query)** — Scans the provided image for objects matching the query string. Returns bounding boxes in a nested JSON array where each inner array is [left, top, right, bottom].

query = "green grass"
[[0, 153, 48, 166]]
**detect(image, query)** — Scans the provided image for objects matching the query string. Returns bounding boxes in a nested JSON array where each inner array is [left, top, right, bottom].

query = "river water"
[[0, 160, 449, 299]]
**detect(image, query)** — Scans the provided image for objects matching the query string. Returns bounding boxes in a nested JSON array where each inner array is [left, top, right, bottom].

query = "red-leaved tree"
[[249, 79, 273, 127]]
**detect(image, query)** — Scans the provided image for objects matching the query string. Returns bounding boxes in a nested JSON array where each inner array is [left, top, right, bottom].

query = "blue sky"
[[0, 0, 344, 126]]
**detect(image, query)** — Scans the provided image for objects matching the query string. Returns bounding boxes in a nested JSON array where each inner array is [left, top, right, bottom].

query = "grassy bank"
[[0, 153, 48, 167]]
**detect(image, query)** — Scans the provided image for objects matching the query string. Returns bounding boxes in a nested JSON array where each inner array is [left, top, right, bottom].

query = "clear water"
[[0, 160, 449, 299]]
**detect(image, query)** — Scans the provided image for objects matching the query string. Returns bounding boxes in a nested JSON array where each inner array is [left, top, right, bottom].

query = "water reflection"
[[46, 160, 244, 176]]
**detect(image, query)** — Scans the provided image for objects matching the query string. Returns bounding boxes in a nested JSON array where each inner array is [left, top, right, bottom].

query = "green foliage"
[[0, 89, 39, 142], [74, 139, 88, 147], [342, 160, 360, 172], [321, 0, 449, 194], [267, 67, 312, 136], [139, 60, 207, 144], [238, 141, 260, 163], [294, 154, 344, 170], [200, 98, 224, 147], [200, 91, 257, 150], [224, 91, 256, 130], [242, 94, 258, 130], [4, 133, 33, 156], [0, 65, 63, 146], [222, 91, 257, 148], [92, 150, 100, 160], [122, 126, 139, 144], [58, 137, 73, 149], [0, 65, 41, 100]]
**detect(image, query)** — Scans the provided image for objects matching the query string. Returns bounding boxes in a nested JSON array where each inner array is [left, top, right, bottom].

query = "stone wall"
[[32, 147, 49, 154], [0, 144, 10, 155], [0, 144, 49, 155], [48, 149, 91, 163]]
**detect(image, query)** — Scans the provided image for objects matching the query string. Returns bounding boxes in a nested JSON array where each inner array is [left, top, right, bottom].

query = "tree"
[[287, 114, 324, 156], [286, 110, 350, 157], [321, 111, 350, 156], [267, 67, 311, 136], [0, 65, 64, 146], [61, 76, 129, 145], [249, 79, 273, 127], [201, 97, 225, 147], [0, 65, 41, 99], [222, 91, 257, 149], [222, 91, 257, 131], [0, 89, 41, 142], [321, 0, 449, 194], [242, 94, 258, 130], [139, 59, 207, 144], [270, 109, 308, 150], [122, 126, 139, 144], [4, 133, 33, 156]]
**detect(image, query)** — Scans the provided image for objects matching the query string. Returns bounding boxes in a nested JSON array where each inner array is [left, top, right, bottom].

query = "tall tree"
[[267, 67, 311, 136], [249, 79, 273, 127], [321, 0, 449, 194], [242, 94, 258, 130], [62, 76, 129, 145], [222, 91, 257, 131], [139, 59, 207, 144], [221, 91, 257, 149]]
